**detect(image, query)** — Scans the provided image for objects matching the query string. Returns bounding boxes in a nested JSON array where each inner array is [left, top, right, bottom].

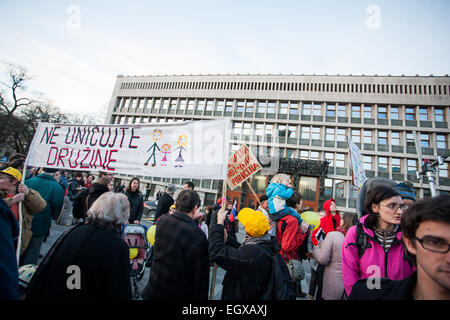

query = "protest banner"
[[347, 135, 367, 189], [227, 144, 262, 190], [25, 119, 231, 179]]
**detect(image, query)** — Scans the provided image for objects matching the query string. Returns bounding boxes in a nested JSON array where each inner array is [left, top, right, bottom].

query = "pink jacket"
[[341, 215, 415, 296]]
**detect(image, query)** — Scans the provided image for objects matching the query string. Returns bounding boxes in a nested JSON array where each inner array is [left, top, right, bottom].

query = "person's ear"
[[371, 203, 380, 214], [403, 236, 417, 256]]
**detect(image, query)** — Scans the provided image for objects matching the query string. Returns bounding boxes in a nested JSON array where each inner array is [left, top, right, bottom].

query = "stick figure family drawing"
[[144, 129, 188, 168]]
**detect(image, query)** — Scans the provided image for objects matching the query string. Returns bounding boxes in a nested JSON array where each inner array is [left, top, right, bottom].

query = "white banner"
[[25, 119, 231, 179], [347, 135, 367, 189]]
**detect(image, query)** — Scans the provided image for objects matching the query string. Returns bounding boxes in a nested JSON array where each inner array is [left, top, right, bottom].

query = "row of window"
[[114, 97, 448, 122], [238, 145, 449, 178], [119, 80, 450, 96]]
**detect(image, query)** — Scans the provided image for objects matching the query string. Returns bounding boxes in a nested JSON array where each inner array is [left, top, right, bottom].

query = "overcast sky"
[[1, 0, 449, 116]]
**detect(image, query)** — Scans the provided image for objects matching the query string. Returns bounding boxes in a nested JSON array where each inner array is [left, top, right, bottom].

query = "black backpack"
[[346, 222, 372, 258], [258, 245, 297, 300]]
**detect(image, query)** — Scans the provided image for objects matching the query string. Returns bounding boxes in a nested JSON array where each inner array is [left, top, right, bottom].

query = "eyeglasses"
[[379, 203, 405, 212], [415, 236, 450, 253]]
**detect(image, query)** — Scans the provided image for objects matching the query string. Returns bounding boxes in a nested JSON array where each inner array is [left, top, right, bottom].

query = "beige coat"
[[1, 189, 47, 254], [313, 231, 345, 300]]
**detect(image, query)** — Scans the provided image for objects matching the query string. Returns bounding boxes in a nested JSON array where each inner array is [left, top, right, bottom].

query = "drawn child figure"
[[160, 144, 171, 166], [174, 134, 187, 168], [144, 129, 162, 167], [266, 173, 304, 224]]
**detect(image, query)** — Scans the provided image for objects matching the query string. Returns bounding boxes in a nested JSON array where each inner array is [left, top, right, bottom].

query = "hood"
[[266, 183, 278, 197], [90, 183, 110, 196], [323, 198, 335, 215]]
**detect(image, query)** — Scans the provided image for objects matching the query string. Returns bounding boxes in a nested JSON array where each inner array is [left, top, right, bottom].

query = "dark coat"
[[154, 192, 174, 221], [25, 174, 65, 236], [125, 190, 144, 223], [86, 183, 110, 210], [348, 271, 416, 300], [142, 211, 209, 300], [0, 198, 19, 300], [209, 224, 278, 300], [26, 222, 132, 300]]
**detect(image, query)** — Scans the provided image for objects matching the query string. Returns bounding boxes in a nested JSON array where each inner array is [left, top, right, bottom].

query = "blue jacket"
[[25, 174, 65, 236], [266, 183, 294, 215], [0, 197, 19, 299]]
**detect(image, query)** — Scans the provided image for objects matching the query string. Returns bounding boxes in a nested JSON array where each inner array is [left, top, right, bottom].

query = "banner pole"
[[16, 166, 26, 266], [246, 180, 261, 207]]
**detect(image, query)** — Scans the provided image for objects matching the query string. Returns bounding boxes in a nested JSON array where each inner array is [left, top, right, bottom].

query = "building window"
[[288, 126, 297, 138], [257, 101, 266, 113], [405, 107, 416, 120], [352, 105, 361, 118], [392, 158, 401, 173], [337, 104, 346, 117], [363, 130, 372, 144], [407, 159, 417, 174], [335, 180, 346, 198], [188, 100, 196, 111], [278, 125, 287, 138], [245, 101, 254, 113], [286, 149, 296, 158], [289, 103, 298, 115], [279, 102, 289, 114], [311, 127, 321, 140], [267, 102, 275, 114], [336, 153, 345, 168], [225, 100, 233, 112], [153, 98, 161, 110], [378, 157, 388, 172], [324, 179, 333, 197], [265, 124, 273, 137], [436, 134, 447, 149], [378, 106, 387, 119], [435, 108, 445, 122], [325, 152, 334, 166], [300, 150, 309, 159], [351, 129, 361, 143], [242, 123, 251, 136], [216, 100, 224, 111], [310, 151, 319, 160], [233, 122, 242, 135], [206, 100, 214, 111], [390, 106, 399, 120], [327, 104, 336, 117], [254, 124, 264, 136], [302, 103, 312, 115], [326, 128, 335, 141], [312, 103, 321, 116], [363, 105, 372, 118], [419, 107, 428, 121], [337, 128, 346, 142], [391, 131, 400, 145], [378, 131, 388, 144], [406, 132, 415, 147], [420, 133, 430, 148], [197, 100, 205, 111], [363, 156, 372, 171], [301, 126, 310, 139], [439, 162, 449, 178]]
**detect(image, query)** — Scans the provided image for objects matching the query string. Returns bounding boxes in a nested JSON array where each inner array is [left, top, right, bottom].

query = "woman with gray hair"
[[26, 192, 132, 300]]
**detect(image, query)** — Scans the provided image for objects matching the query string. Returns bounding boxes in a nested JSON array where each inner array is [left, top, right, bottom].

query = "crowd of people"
[[0, 153, 449, 301]]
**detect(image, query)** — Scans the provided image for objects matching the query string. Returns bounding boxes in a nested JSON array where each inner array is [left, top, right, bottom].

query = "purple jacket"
[[341, 215, 415, 296]]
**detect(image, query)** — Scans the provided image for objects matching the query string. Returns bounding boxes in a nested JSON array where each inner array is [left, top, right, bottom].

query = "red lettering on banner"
[[47, 147, 58, 165]]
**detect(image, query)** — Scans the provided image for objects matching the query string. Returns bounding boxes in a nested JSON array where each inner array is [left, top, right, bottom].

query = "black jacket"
[[142, 211, 209, 300], [125, 190, 144, 223], [85, 183, 110, 209], [26, 222, 132, 300], [0, 198, 19, 300], [209, 224, 278, 300], [154, 192, 174, 221], [349, 271, 417, 300]]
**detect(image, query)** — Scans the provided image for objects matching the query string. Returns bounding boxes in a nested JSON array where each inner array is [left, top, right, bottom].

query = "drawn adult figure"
[[174, 134, 187, 168], [144, 129, 162, 167]]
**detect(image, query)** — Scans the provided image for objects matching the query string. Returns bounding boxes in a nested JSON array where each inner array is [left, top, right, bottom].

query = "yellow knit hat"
[[1, 167, 22, 182], [238, 208, 270, 237]]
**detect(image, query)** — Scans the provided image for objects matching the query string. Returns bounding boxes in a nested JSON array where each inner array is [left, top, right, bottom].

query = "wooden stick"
[[246, 180, 261, 207]]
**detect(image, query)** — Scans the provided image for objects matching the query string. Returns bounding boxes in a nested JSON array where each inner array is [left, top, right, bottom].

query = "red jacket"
[[276, 214, 307, 262], [311, 199, 341, 246]]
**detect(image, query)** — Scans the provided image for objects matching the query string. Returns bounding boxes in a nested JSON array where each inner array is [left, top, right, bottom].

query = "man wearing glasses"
[[349, 194, 450, 300]]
